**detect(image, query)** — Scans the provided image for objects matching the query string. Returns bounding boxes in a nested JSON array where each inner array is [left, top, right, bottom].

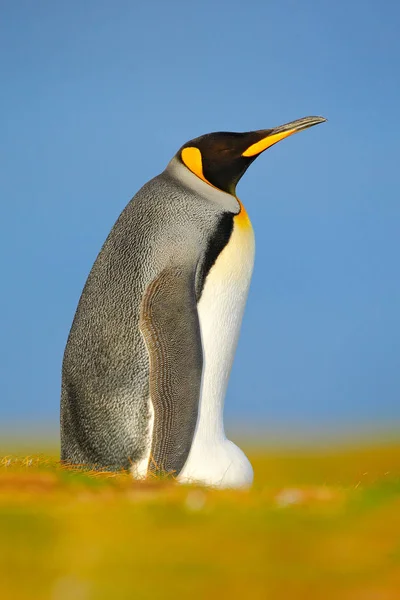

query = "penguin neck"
[[165, 157, 240, 215]]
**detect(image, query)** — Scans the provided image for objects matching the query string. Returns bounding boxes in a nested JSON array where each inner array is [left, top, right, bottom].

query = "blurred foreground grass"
[[1, 443, 400, 599]]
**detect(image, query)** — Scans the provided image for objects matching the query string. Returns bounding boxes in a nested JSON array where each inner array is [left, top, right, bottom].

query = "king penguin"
[[61, 115, 326, 488]]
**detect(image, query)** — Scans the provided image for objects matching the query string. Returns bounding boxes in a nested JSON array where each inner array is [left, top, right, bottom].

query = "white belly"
[[178, 211, 255, 488]]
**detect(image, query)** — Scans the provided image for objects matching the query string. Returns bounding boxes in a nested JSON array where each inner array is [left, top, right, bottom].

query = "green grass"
[[1, 443, 400, 599]]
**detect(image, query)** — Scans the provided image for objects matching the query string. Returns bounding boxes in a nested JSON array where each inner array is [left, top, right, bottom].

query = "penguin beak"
[[242, 116, 327, 158]]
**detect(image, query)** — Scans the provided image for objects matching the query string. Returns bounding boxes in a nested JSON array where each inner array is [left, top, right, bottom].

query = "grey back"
[[61, 159, 239, 469]]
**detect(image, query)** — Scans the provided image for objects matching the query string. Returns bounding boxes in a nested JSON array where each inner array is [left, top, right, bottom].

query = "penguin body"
[[61, 116, 326, 488]]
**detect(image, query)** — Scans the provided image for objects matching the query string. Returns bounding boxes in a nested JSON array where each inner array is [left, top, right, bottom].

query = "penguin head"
[[178, 116, 326, 196]]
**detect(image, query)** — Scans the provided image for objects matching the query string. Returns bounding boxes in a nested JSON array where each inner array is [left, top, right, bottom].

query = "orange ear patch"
[[181, 147, 210, 185]]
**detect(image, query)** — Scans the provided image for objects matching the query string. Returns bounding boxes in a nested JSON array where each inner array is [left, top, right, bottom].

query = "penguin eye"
[[216, 146, 233, 156], [212, 140, 232, 154]]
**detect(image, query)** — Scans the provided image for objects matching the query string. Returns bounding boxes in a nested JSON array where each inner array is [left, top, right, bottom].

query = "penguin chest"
[[178, 210, 255, 488], [197, 212, 255, 386]]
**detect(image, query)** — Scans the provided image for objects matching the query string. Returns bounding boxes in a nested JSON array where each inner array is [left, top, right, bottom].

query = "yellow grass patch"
[[1, 444, 400, 599]]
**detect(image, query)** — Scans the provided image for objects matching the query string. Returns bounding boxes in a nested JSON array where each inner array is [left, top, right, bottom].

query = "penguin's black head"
[[178, 116, 326, 195]]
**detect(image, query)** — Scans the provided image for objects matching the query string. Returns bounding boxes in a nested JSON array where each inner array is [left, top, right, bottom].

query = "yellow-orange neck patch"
[[234, 198, 252, 230]]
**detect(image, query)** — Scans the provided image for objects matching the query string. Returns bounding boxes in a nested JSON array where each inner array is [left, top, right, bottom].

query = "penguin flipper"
[[139, 264, 203, 478]]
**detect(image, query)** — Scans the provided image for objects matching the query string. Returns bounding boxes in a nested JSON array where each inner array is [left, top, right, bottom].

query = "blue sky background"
[[1, 1, 399, 438]]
